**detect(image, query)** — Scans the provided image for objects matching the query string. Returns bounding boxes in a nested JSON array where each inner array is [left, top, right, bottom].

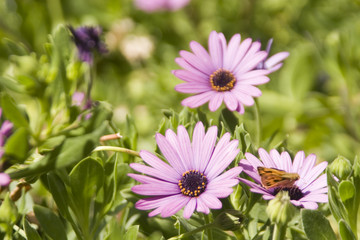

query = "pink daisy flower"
[[134, 0, 190, 12], [173, 31, 288, 113], [128, 122, 242, 218], [239, 148, 328, 209]]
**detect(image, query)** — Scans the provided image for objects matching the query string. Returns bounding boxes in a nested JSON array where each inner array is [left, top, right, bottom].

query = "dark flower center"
[[210, 69, 236, 92], [273, 187, 304, 201], [178, 170, 208, 197]]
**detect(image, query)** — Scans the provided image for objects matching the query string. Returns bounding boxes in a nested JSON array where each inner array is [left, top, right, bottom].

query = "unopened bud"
[[267, 191, 296, 226], [214, 210, 244, 231], [330, 155, 352, 180]]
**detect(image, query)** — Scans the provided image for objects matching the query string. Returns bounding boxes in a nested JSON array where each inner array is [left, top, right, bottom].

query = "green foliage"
[[301, 209, 337, 240]]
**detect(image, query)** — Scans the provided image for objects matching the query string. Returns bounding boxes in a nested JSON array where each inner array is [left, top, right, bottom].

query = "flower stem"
[[204, 214, 213, 240], [86, 63, 94, 103], [254, 98, 261, 148], [92, 146, 140, 158], [272, 223, 286, 240], [168, 222, 215, 240]]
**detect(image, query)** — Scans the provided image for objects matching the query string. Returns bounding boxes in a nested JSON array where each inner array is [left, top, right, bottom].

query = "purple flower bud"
[[69, 26, 107, 64]]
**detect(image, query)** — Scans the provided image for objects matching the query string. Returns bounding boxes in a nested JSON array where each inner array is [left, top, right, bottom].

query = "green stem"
[[204, 214, 213, 240], [86, 64, 94, 103], [92, 146, 140, 158], [168, 223, 215, 240], [254, 98, 261, 148], [272, 223, 286, 240]]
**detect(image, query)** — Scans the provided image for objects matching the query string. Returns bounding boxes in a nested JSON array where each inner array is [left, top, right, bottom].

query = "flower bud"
[[330, 155, 352, 180], [213, 210, 244, 231], [267, 191, 296, 226]]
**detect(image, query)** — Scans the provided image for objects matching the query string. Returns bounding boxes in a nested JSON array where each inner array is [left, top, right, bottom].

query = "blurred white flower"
[[120, 35, 154, 63]]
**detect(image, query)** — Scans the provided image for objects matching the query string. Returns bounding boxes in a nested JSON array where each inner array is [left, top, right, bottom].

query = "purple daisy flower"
[[0, 108, 13, 159], [256, 39, 289, 73], [128, 122, 242, 218], [134, 0, 190, 12], [239, 148, 328, 209], [173, 31, 286, 113], [69, 26, 107, 64]]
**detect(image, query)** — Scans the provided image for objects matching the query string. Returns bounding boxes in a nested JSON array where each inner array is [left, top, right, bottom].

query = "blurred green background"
[[1, 0, 360, 163]]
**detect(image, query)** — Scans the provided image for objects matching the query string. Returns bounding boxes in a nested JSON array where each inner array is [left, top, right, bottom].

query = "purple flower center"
[[210, 69, 236, 92], [178, 170, 208, 197], [273, 187, 303, 201]]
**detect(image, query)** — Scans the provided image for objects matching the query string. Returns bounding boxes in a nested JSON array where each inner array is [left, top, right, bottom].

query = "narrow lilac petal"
[[268, 63, 283, 73], [0, 173, 11, 186], [302, 174, 327, 192], [196, 197, 210, 214], [1, 121, 13, 136], [210, 166, 243, 183], [301, 194, 328, 203], [292, 151, 305, 172], [235, 84, 262, 97], [175, 58, 209, 79], [258, 148, 277, 168], [161, 195, 190, 217], [165, 129, 188, 170], [172, 69, 208, 83], [198, 126, 218, 172], [176, 125, 194, 169], [181, 91, 214, 108], [237, 69, 269, 80], [299, 201, 318, 209], [235, 52, 268, 74], [192, 122, 205, 170], [223, 92, 239, 111], [236, 103, 245, 114], [149, 208, 162, 217], [208, 31, 223, 68], [208, 92, 224, 112], [224, 34, 241, 69], [239, 160, 262, 183], [180, 50, 214, 75], [265, 52, 289, 69], [232, 91, 255, 106], [203, 132, 230, 172], [183, 197, 197, 219], [175, 83, 212, 93], [244, 153, 264, 169], [229, 38, 252, 72], [298, 154, 316, 178], [155, 134, 186, 174], [136, 196, 165, 210], [281, 151, 292, 172], [200, 192, 222, 209], [238, 178, 271, 196], [237, 76, 270, 85], [233, 42, 262, 73], [128, 173, 170, 184], [132, 182, 180, 196], [130, 163, 179, 182], [263, 195, 275, 200], [140, 150, 180, 181], [301, 162, 327, 188], [269, 149, 282, 169], [206, 140, 239, 179], [290, 200, 302, 207], [207, 179, 239, 189], [190, 41, 215, 70], [205, 187, 234, 198]]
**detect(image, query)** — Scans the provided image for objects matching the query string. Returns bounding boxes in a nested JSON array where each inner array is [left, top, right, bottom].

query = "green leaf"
[[47, 173, 70, 218], [301, 209, 337, 240], [4, 127, 29, 163], [23, 218, 42, 240], [327, 170, 347, 222], [9, 123, 107, 179], [69, 157, 104, 209], [220, 108, 238, 133], [0, 93, 29, 129], [339, 219, 356, 240], [2, 38, 29, 56], [124, 225, 139, 240], [0, 193, 18, 225], [338, 180, 355, 203], [33, 205, 67, 240]]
